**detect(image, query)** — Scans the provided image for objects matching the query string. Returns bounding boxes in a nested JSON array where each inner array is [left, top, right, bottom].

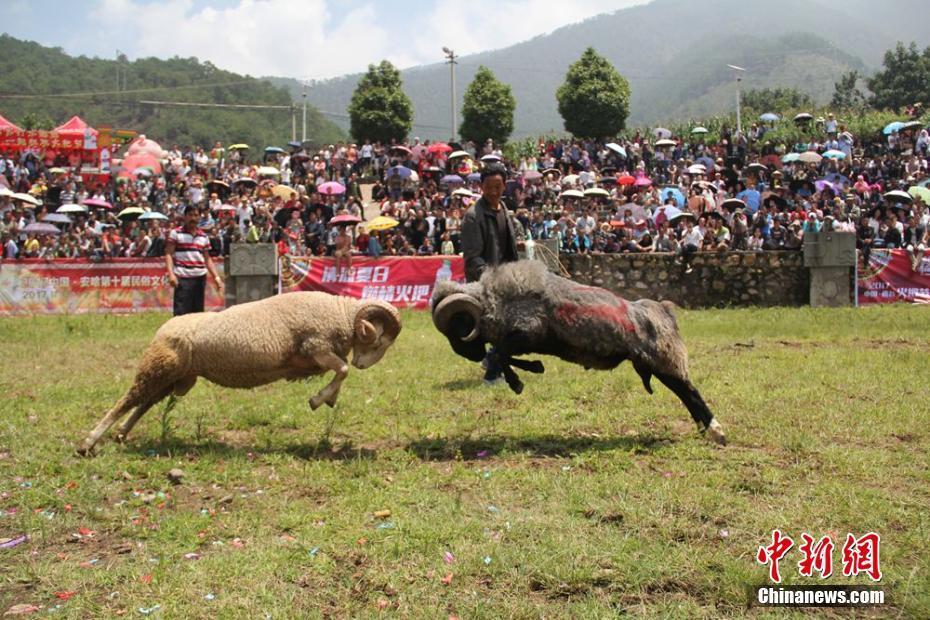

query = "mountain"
[[0, 35, 345, 148], [273, 0, 930, 139]]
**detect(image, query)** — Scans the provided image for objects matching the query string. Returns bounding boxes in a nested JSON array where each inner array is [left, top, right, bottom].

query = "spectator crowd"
[[2, 111, 930, 273]]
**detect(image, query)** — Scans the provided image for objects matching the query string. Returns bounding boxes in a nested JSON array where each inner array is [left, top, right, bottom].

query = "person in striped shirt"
[[165, 204, 223, 316]]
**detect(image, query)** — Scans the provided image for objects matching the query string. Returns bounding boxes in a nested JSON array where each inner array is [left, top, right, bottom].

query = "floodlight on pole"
[[443, 47, 458, 141], [728, 64, 746, 135]]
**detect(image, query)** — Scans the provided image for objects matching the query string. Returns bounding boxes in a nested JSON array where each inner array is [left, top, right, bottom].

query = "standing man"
[[461, 162, 519, 384], [166, 204, 223, 316]]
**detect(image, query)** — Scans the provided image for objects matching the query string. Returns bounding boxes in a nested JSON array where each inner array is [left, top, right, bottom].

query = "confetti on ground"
[[373, 509, 391, 519], [53, 592, 76, 601], [483, 556, 492, 565], [441, 573, 453, 585], [443, 551, 455, 564], [3, 603, 41, 615], [137, 605, 160, 615], [0, 534, 28, 549]]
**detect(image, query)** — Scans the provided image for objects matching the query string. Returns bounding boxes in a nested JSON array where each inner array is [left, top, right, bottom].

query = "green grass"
[[0, 306, 928, 618]]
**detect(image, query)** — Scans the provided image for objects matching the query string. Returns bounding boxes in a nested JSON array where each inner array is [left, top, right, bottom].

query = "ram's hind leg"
[[654, 371, 726, 446]]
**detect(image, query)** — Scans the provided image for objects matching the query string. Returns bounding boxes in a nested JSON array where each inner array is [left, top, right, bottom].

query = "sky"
[[1, 0, 647, 81]]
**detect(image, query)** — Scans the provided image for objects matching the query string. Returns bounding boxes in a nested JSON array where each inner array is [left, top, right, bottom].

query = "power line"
[[0, 80, 262, 100], [137, 100, 293, 110]]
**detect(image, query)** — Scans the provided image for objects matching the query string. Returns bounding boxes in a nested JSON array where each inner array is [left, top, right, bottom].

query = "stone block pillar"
[[803, 232, 856, 307], [225, 243, 279, 307]]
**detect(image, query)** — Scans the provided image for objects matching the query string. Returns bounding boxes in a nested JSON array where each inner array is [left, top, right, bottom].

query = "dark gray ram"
[[431, 260, 725, 445]]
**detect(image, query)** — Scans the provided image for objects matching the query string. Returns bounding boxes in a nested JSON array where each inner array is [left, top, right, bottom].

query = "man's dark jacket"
[[461, 196, 519, 282]]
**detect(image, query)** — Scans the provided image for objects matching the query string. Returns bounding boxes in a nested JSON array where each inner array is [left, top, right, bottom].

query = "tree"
[[459, 66, 516, 146], [830, 71, 867, 110], [348, 60, 413, 144], [556, 48, 630, 138], [741, 87, 812, 112], [867, 42, 930, 111]]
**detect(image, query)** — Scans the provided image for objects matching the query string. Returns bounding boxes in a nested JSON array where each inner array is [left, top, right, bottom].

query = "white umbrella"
[[448, 150, 471, 160], [12, 192, 40, 206], [562, 174, 579, 185], [798, 152, 822, 164], [883, 190, 912, 204], [655, 139, 677, 148], [560, 189, 584, 199], [687, 164, 707, 175], [452, 188, 475, 198], [583, 187, 610, 198], [57, 204, 88, 214], [653, 127, 672, 139], [691, 127, 708, 135], [605, 142, 627, 157], [256, 166, 280, 176]]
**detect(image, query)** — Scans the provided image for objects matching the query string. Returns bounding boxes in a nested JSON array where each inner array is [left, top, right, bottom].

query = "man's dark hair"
[[480, 162, 508, 183]]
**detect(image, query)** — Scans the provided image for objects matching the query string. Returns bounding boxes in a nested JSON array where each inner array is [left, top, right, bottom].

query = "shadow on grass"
[[407, 432, 675, 461], [123, 437, 376, 461], [440, 378, 485, 391]]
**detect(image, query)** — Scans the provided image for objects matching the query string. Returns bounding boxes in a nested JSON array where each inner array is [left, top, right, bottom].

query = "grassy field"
[[0, 306, 928, 618]]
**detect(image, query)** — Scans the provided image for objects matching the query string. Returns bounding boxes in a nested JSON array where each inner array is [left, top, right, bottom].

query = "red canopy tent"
[[0, 113, 22, 132], [54, 115, 98, 138]]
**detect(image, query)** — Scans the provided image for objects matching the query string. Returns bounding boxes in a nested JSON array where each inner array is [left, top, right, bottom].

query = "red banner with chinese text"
[[280, 256, 465, 309], [0, 128, 87, 151], [857, 249, 930, 304], [0, 258, 224, 316]]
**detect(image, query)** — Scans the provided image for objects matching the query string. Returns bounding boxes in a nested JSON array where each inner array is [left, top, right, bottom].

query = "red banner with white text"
[[857, 249, 930, 304], [0, 258, 224, 316], [280, 255, 465, 309]]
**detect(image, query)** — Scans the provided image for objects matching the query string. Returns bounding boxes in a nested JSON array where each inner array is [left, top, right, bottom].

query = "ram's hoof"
[[705, 419, 727, 446], [75, 443, 95, 457], [309, 396, 323, 411]]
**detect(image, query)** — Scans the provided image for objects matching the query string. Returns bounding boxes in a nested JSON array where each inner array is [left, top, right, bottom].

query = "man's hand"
[[167, 274, 178, 288], [212, 274, 224, 291]]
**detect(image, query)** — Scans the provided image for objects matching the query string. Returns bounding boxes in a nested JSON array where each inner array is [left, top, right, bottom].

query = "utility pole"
[[116, 49, 121, 92], [301, 81, 308, 143], [443, 47, 458, 141], [291, 104, 296, 143], [728, 64, 746, 136]]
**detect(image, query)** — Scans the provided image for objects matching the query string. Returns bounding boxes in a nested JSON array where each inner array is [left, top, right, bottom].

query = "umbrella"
[[207, 180, 230, 191], [287, 140, 303, 148], [452, 188, 476, 198], [318, 181, 346, 195], [823, 149, 846, 160], [691, 181, 714, 192], [669, 211, 696, 223], [562, 174, 579, 185], [366, 216, 399, 231], [617, 174, 636, 186], [12, 192, 40, 206], [691, 127, 708, 135], [687, 164, 707, 175], [441, 174, 464, 185], [542, 168, 562, 179], [117, 207, 145, 218], [782, 153, 801, 163], [560, 189, 584, 199], [233, 177, 257, 186], [745, 163, 768, 175], [883, 190, 912, 204], [133, 168, 153, 177], [821, 173, 850, 186], [0, 187, 11, 197], [256, 166, 280, 176], [814, 180, 838, 194], [653, 127, 672, 139], [760, 113, 781, 122], [522, 170, 543, 181], [467, 172, 482, 182], [329, 213, 362, 226], [139, 211, 170, 221], [212, 204, 237, 213], [22, 222, 61, 235], [229, 144, 249, 150], [448, 150, 471, 160], [480, 153, 501, 162], [908, 185, 930, 204], [660, 186, 685, 207], [583, 187, 610, 198], [761, 192, 788, 210], [48, 167, 68, 174], [882, 121, 905, 135], [386, 165, 413, 179], [605, 142, 627, 157], [652, 205, 682, 225], [798, 152, 822, 164], [899, 120, 922, 132], [696, 155, 716, 170], [271, 185, 297, 200], [655, 138, 676, 148], [793, 113, 813, 123], [42, 213, 72, 224], [389, 145, 412, 155], [634, 175, 653, 187], [428, 143, 453, 154], [264, 146, 285, 154], [57, 204, 88, 214]]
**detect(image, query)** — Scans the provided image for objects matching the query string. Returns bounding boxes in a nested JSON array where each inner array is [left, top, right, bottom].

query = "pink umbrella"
[[428, 143, 452, 155], [634, 174, 653, 187], [329, 214, 361, 226], [213, 204, 237, 212], [318, 181, 346, 195], [83, 198, 113, 209]]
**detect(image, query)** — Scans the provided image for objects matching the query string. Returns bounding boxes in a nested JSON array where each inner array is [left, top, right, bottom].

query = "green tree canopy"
[[556, 48, 630, 139], [831, 71, 868, 110], [348, 60, 413, 144], [459, 66, 516, 146], [740, 87, 812, 112], [867, 42, 930, 111]]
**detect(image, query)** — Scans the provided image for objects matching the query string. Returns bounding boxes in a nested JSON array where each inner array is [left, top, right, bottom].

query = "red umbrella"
[[428, 143, 452, 155], [617, 174, 636, 186]]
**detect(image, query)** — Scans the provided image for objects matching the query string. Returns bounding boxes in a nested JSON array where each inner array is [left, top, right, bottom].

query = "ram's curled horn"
[[355, 300, 402, 337], [432, 293, 482, 342]]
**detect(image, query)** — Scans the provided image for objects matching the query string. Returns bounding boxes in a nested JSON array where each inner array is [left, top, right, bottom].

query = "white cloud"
[[84, 0, 645, 79]]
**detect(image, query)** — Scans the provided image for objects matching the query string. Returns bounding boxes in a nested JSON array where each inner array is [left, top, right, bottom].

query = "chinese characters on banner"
[[0, 128, 88, 151], [280, 256, 465, 309], [0, 258, 224, 316], [757, 530, 882, 583], [858, 249, 930, 303]]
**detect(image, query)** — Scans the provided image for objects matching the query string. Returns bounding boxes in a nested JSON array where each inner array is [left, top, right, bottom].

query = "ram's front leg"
[[309, 352, 349, 410]]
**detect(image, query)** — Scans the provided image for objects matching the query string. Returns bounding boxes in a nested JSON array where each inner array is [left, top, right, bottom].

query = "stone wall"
[[561, 252, 809, 308]]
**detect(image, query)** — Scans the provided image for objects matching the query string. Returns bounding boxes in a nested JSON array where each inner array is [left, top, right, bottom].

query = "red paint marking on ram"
[[555, 301, 635, 333]]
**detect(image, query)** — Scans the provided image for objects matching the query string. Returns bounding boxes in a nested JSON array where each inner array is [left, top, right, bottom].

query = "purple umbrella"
[[22, 222, 61, 235], [814, 179, 838, 194], [467, 172, 481, 182], [441, 174, 464, 185], [318, 181, 346, 195], [386, 165, 413, 179]]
